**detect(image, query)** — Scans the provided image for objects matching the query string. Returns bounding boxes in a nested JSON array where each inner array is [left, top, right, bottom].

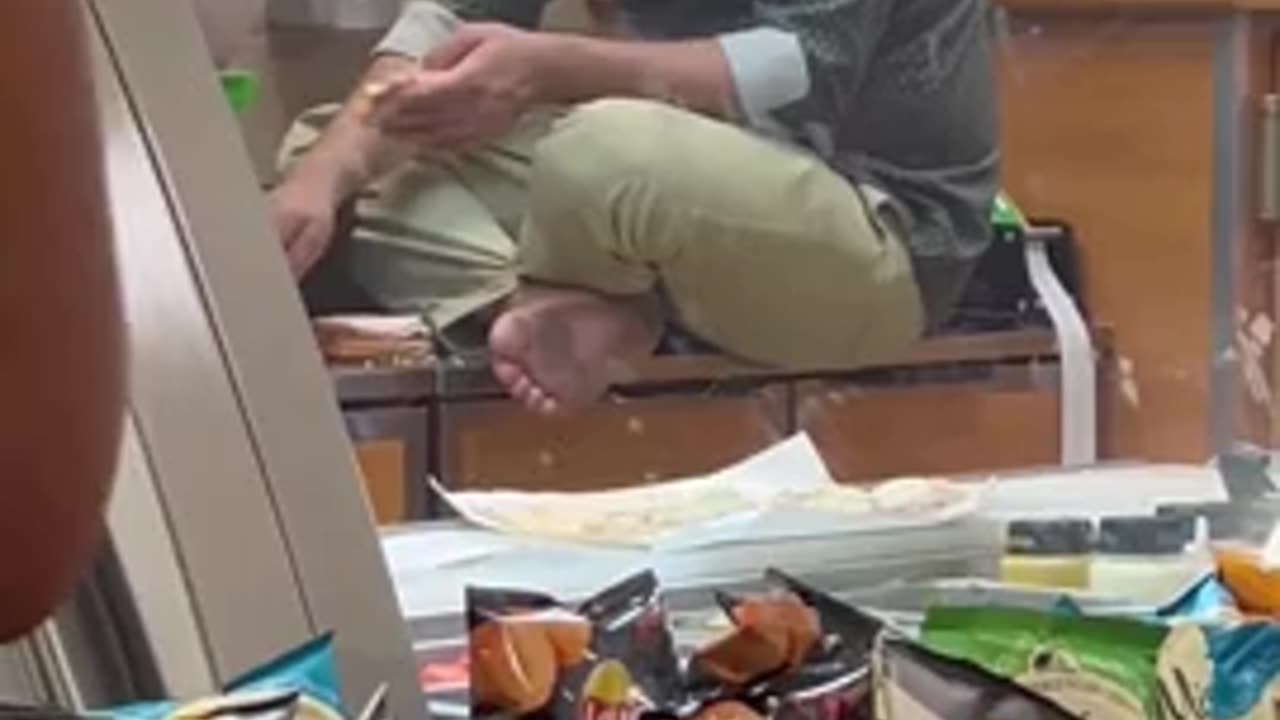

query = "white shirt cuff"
[[373, 1, 461, 60], [717, 27, 810, 128]]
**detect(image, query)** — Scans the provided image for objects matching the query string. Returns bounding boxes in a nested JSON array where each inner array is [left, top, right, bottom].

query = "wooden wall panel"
[[442, 394, 786, 491], [798, 384, 1060, 483], [1245, 21, 1280, 447], [354, 439, 407, 524], [998, 17, 1218, 460]]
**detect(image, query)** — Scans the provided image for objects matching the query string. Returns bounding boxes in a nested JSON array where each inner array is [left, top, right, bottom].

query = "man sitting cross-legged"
[[269, 0, 999, 415]]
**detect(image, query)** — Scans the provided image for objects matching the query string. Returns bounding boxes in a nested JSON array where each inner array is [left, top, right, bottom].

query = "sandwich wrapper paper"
[[431, 434, 983, 551]]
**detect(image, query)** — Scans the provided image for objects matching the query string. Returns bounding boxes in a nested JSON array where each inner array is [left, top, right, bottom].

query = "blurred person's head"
[[0, 0, 123, 640]]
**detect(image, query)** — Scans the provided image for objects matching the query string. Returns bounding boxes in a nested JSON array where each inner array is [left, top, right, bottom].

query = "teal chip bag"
[[228, 634, 345, 720], [1155, 574, 1240, 626], [101, 690, 299, 720], [1207, 623, 1280, 719], [97, 635, 343, 720]]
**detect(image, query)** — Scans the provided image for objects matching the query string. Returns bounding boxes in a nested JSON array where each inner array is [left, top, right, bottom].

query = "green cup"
[[220, 70, 261, 116]]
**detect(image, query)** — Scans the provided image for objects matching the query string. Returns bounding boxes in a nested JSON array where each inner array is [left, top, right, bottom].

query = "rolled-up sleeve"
[[717, 28, 809, 130], [717, 1, 889, 138], [375, 2, 461, 59]]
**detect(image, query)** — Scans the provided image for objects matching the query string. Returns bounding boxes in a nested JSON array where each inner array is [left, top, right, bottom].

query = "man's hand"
[[270, 176, 339, 279], [368, 24, 554, 150]]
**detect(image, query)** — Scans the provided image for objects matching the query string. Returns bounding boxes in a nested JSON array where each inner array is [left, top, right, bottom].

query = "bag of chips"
[[226, 635, 346, 720], [921, 606, 1178, 719], [4, 706, 99, 720], [873, 637, 1078, 719], [126, 691, 302, 720], [467, 571, 681, 720], [683, 570, 883, 720], [757, 571, 883, 720], [1202, 622, 1280, 720], [101, 635, 346, 720], [689, 589, 820, 691]]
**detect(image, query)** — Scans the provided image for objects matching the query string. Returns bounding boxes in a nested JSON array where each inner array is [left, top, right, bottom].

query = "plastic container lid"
[[1096, 515, 1195, 556], [1005, 519, 1093, 556]]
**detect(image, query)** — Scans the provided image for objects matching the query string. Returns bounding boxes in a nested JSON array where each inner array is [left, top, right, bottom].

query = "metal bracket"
[[1023, 227, 1097, 465]]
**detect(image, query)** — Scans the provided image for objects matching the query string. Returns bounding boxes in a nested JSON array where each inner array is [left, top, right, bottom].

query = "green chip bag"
[[922, 606, 1170, 720]]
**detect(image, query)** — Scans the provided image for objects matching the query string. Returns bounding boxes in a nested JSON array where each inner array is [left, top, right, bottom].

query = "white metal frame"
[[0, 2, 425, 717]]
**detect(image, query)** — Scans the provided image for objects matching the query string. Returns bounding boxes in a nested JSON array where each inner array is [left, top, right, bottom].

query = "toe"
[[537, 396, 559, 416], [523, 383, 548, 412], [512, 374, 533, 400], [527, 385, 560, 416], [493, 359, 523, 390], [489, 310, 532, 363]]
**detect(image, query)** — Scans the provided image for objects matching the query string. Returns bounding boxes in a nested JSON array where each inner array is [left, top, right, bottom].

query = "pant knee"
[[533, 99, 681, 192]]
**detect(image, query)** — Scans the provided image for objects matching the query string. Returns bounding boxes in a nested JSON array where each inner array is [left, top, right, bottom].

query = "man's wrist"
[[529, 33, 578, 105], [527, 33, 736, 118], [530, 33, 642, 106], [288, 153, 356, 205]]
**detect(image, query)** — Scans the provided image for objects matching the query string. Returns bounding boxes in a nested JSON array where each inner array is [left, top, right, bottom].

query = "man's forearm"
[[535, 35, 738, 120], [285, 55, 415, 200]]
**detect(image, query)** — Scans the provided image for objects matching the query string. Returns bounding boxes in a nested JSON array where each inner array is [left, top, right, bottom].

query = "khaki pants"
[[280, 21, 923, 369]]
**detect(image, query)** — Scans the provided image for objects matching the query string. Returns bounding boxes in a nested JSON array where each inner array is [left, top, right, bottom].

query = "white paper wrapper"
[[433, 434, 983, 550]]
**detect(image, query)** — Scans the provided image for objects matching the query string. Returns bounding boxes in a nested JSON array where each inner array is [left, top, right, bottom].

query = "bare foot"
[[488, 286, 661, 416]]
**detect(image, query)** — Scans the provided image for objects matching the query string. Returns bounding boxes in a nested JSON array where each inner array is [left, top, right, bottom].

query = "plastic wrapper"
[[1154, 574, 1241, 626], [1205, 623, 1280, 720], [685, 570, 883, 720], [119, 691, 301, 720], [1215, 545, 1280, 618], [466, 571, 681, 720], [226, 635, 346, 720], [1157, 500, 1280, 619], [873, 636, 1077, 720], [920, 606, 1183, 719], [2, 707, 95, 720], [100, 635, 347, 720], [1051, 573, 1240, 627], [1035, 574, 1280, 719], [690, 590, 820, 690], [420, 649, 470, 717], [755, 571, 882, 720]]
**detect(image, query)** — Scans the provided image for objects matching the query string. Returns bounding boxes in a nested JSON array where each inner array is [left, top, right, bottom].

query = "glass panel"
[[115, 0, 1280, 716]]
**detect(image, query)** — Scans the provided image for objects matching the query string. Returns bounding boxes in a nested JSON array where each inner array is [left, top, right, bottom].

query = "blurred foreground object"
[[0, 0, 123, 640]]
